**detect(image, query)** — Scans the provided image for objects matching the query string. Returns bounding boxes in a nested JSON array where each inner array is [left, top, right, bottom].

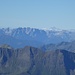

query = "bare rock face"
[[0, 45, 75, 75]]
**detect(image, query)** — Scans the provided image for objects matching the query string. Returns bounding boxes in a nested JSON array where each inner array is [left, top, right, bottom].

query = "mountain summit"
[[0, 27, 75, 48]]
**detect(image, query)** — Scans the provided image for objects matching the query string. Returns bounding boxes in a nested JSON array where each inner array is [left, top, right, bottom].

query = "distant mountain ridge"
[[0, 27, 75, 48], [40, 41, 75, 52]]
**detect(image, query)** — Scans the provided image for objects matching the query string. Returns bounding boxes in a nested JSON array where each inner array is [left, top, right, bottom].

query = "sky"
[[0, 0, 75, 30]]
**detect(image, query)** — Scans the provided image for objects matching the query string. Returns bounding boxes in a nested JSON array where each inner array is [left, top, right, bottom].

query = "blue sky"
[[0, 0, 75, 30]]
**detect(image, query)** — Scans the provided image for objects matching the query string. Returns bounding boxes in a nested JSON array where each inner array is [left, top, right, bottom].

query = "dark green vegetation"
[[0, 45, 75, 75]]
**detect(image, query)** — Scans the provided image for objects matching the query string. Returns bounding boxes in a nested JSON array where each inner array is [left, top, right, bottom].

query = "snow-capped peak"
[[2, 28, 13, 35]]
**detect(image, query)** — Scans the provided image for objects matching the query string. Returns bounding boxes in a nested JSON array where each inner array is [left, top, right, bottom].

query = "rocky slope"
[[0, 45, 75, 75]]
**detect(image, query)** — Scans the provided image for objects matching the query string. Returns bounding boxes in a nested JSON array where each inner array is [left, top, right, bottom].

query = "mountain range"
[[0, 27, 75, 75], [0, 45, 75, 75], [0, 27, 75, 48]]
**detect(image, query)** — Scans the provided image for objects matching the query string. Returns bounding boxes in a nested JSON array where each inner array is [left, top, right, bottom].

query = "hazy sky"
[[0, 0, 75, 30]]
